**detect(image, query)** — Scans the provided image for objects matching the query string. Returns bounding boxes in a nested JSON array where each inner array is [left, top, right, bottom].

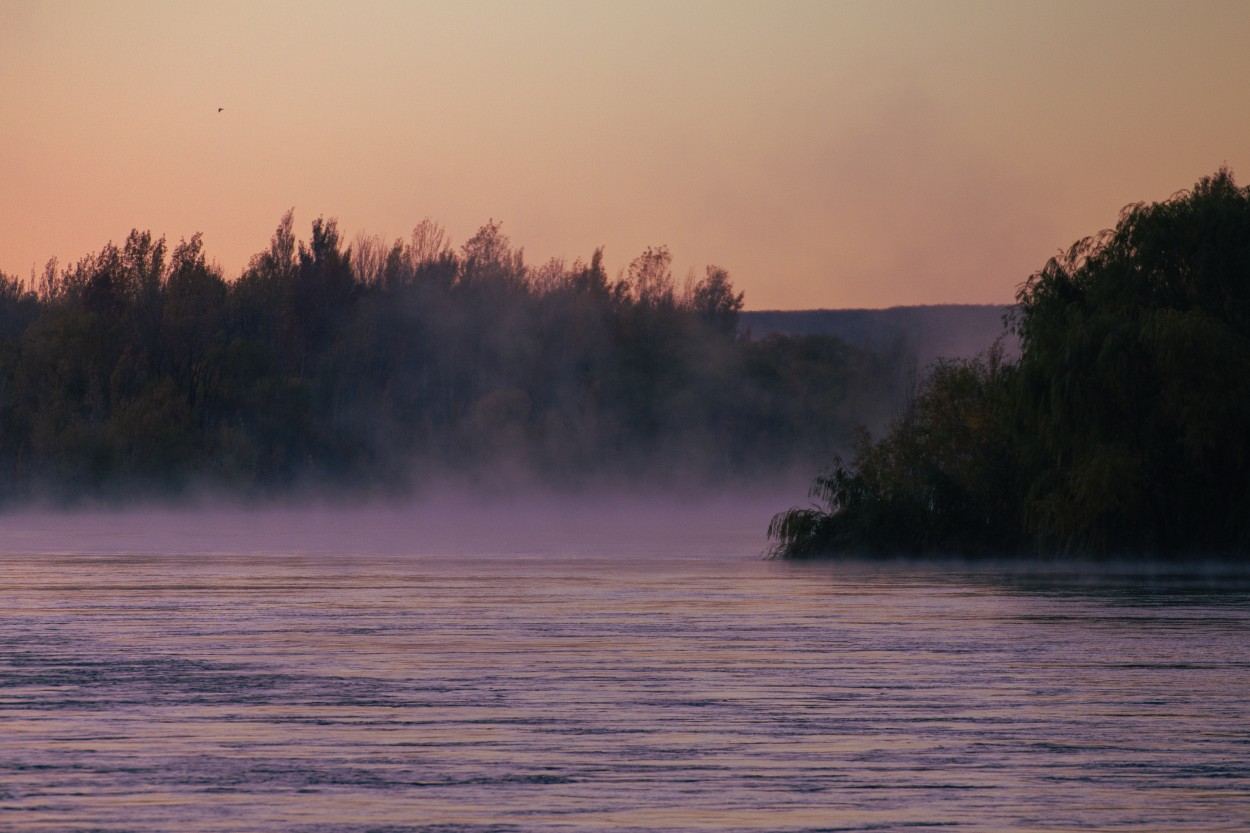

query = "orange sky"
[[2, 0, 1248, 309]]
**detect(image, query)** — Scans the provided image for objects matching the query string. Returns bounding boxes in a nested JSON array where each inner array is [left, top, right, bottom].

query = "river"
[[2, 499, 1248, 831]]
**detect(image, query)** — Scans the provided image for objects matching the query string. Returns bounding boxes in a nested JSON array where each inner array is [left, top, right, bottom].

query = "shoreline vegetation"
[[769, 168, 1250, 560], [0, 216, 916, 507]]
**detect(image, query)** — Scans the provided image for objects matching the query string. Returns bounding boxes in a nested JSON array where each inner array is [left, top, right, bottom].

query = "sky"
[[2, 0, 1247, 310]]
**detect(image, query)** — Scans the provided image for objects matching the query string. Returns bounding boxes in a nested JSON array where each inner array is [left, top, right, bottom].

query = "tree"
[[293, 216, 357, 371], [163, 234, 228, 411], [768, 342, 1020, 557], [1013, 166, 1250, 553], [770, 167, 1250, 559], [628, 245, 675, 308], [692, 265, 744, 335], [459, 220, 525, 289], [0, 212, 908, 503]]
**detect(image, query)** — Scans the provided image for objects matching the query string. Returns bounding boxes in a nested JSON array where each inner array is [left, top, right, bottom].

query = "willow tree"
[[770, 167, 1250, 558], [1014, 167, 1250, 554], [767, 341, 1020, 557]]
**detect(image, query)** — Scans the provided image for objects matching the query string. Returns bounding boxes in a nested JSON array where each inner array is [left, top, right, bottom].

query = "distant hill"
[[740, 304, 1016, 370]]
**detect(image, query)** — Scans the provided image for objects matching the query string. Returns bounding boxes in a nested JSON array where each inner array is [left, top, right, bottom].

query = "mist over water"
[[3, 500, 1249, 831], [0, 489, 788, 559]]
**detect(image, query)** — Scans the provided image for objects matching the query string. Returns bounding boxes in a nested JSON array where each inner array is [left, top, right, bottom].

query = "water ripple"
[[2, 546, 1249, 831]]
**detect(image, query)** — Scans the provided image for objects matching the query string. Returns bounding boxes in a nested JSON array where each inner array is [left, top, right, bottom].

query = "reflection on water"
[[1, 505, 1249, 831]]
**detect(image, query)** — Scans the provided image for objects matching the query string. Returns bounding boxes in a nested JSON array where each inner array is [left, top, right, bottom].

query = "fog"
[[0, 214, 936, 511], [741, 305, 1016, 371], [0, 487, 790, 560]]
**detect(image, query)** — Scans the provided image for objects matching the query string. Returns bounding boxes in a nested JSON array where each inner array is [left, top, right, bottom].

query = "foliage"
[[1013, 167, 1250, 554], [0, 217, 906, 504], [771, 168, 1250, 559], [768, 342, 1021, 557]]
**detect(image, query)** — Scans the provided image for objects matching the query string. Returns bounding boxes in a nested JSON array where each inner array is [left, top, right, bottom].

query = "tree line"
[[770, 168, 1250, 559], [0, 214, 906, 504]]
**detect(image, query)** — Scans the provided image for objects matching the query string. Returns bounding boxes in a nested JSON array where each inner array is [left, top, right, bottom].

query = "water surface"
[[2, 502, 1248, 831]]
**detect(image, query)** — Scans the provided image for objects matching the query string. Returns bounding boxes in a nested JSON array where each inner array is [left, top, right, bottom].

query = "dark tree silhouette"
[[770, 168, 1250, 559], [0, 213, 904, 504]]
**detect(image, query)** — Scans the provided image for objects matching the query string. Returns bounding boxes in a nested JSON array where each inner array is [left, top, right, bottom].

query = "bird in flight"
[[217, 107, 224, 113]]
